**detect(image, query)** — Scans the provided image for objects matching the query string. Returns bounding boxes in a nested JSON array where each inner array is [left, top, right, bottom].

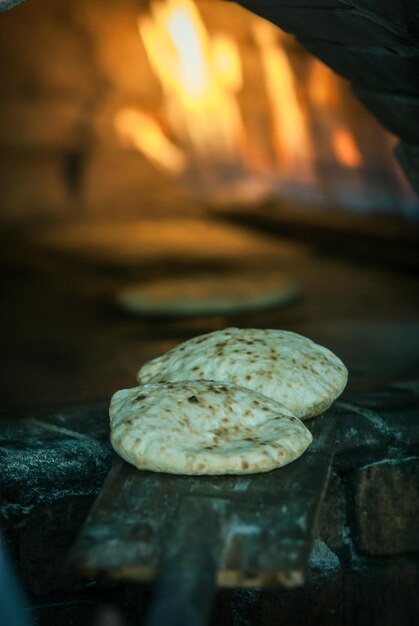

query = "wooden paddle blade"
[[68, 411, 336, 589]]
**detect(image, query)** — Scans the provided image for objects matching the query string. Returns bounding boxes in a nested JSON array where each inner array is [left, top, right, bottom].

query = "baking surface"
[[69, 411, 336, 588], [1, 218, 419, 410]]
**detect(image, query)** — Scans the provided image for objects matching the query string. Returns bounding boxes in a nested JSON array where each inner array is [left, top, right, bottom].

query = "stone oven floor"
[[1, 217, 419, 626], [1, 217, 419, 407]]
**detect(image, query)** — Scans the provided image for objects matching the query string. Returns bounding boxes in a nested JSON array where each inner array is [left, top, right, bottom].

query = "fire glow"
[[116, 0, 247, 176], [114, 0, 412, 207]]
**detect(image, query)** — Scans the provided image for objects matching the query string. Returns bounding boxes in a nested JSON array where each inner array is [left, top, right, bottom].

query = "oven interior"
[[0, 1, 419, 625]]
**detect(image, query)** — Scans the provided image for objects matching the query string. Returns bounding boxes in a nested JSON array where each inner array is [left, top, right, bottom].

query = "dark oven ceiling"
[[234, 0, 419, 197]]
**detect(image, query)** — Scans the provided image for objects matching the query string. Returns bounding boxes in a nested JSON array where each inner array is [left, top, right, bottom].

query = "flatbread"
[[116, 272, 300, 318], [137, 328, 348, 420], [110, 381, 312, 475]]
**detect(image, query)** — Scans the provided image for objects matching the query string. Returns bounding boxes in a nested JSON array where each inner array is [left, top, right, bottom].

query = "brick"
[[333, 385, 419, 469], [0, 0, 100, 99], [333, 401, 389, 471], [0, 98, 92, 150], [318, 472, 345, 554], [82, 147, 170, 218], [261, 540, 343, 626], [353, 87, 419, 144], [0, 404, 113, 508], [352, 457, 419, 556], [345, 554, 419, 626], [0, 153, 76, 224], [349, 387, 419, 455]]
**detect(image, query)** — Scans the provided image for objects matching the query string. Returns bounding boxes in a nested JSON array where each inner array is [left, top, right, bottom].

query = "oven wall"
[[0, 0, 180, 227], [0, 0, 417, 230], [0, 0, 268, 229]]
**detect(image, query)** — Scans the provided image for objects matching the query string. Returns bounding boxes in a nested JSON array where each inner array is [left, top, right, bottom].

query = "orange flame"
[[211, 34, 243, 93], [253, 20, 313, 180], [137, 0, 245, 165], [114, 0, 371, 200], [114, 108, 186, 174], [332, 128, 363, 169]]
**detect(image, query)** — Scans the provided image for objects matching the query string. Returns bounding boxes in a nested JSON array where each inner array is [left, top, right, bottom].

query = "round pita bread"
[[110, 381, 312, 475], [115, 272, 300, 318], [137, 328, 348, 420]]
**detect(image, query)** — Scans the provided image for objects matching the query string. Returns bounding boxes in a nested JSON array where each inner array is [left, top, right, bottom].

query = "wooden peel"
[[68, 412, 337, 625]]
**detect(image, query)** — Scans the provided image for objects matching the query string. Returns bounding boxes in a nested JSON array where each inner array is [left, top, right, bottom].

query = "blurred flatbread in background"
[[30, 218, 307, 268], [115, 271, 302, 317]]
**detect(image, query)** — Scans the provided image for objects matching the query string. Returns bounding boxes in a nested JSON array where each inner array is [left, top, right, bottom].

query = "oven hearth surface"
[[1, 219, 419, 626], [0, 220, 418, 407]]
